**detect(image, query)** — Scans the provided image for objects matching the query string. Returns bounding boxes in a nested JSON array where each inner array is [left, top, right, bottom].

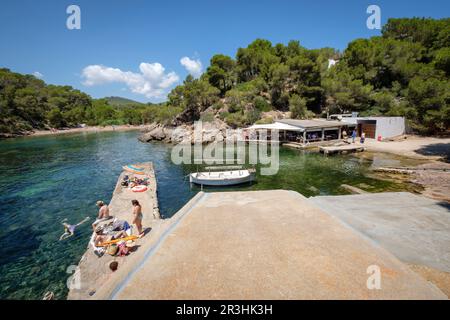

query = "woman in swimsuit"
[[131, 199, 144, 237], [59, 217, 90, 240]]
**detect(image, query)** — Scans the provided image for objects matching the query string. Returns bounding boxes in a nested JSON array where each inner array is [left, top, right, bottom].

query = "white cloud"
[[33, 71, 44, 79], [180, 57, 203, 78], [81, 63, 179, 99]]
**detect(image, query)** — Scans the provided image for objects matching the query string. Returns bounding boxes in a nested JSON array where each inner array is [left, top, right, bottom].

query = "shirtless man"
[[92, 200, 111, 231]]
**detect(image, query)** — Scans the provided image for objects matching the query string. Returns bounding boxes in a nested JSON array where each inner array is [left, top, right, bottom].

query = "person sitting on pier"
[[92, 200, 111, 231], [59, 217, 90, 240], [131, 200, 144, 238]]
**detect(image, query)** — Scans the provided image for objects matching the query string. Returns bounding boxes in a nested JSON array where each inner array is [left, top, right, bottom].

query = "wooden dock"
[[319, 145, 365, 155], [68, 162, 160, 300], [283, 142, 305, 150], [283, 140, 347, 150]]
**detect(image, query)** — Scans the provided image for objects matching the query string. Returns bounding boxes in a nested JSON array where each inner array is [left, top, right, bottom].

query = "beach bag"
[[107, 244, 119, 256]]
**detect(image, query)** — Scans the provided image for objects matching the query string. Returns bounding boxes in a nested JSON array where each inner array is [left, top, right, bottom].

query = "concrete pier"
[[68, 162, 160, 300], [93, 190, 445, 300]]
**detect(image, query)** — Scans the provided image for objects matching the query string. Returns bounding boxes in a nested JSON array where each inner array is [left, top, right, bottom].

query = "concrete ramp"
[[104, 190, 445, 300], [310, 192, 450, 273]]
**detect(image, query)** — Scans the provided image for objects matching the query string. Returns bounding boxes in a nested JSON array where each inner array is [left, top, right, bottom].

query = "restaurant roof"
[[276, 119, 346, 129], [247, 122, 304, 132]]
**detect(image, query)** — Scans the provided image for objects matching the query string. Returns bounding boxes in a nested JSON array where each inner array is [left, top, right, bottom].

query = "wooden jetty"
[[283, 142, 305, 150], [283, 140, 347, 150], [68, 162, 160, 300], [319, 144, 365, 155]]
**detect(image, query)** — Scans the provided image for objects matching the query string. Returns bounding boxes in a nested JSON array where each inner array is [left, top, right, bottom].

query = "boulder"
[[137, 125, 166, 142], [140, 122, 159, 133], [170, 126, 192, 144]]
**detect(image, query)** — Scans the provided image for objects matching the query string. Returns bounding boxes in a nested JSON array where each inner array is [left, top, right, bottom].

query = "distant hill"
[[104, 96, 145, 107]]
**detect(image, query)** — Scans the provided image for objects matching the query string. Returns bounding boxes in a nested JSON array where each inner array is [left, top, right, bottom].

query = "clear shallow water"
[[0, 131, 412, 299]]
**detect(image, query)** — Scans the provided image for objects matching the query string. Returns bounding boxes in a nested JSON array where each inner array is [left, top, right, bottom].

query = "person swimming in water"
[[59, 217, 90, 240]]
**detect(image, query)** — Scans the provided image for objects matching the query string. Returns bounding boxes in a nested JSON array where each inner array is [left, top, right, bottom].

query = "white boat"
[[189, 169, 255, 186]]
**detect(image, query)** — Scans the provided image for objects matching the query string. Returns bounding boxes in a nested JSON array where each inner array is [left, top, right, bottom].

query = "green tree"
[[47, 108, 65, 128], [236, 39, 280, 82], [289, 94, 313, 119], [206, 54, 236, 94], [406, 76, 449, 133]]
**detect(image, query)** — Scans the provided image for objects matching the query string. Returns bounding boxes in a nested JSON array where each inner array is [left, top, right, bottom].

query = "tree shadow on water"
[[415, 143, 450, 162]]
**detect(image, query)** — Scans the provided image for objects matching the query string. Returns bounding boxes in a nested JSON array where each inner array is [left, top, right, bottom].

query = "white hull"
[[190, 170, 255, 186]]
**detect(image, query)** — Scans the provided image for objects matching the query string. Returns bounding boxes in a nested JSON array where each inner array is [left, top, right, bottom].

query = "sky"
[[0, 0, 449, 103]]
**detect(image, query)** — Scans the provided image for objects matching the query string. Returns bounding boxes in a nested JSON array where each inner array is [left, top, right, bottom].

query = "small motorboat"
[[189, 169, 255, 186]]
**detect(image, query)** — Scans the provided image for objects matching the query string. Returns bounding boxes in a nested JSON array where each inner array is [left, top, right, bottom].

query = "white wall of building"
[[340, 116, 406, 139], [328, 59, 337, 69], [374, 117, 405, 139]]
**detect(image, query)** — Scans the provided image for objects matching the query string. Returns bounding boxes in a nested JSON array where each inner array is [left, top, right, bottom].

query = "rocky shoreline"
[[138, 120, 242, 145]]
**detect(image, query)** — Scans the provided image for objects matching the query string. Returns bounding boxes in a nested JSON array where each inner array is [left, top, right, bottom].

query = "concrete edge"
[[109, 191, 208, 300], [308, 193, 449, 298]]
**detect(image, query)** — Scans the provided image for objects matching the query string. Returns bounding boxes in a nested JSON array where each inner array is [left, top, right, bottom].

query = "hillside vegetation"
[[169, 18, 449, 134], [1, 18, 448, 136], [0, 70, 180, 136], [104, 96, 145, 108]]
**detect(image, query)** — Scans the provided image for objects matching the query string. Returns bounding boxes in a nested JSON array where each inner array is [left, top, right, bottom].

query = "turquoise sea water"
[[0, 131, 413, 299]]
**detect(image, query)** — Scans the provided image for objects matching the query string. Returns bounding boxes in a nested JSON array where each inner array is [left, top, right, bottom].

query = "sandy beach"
[[30, 125, 143, 137]]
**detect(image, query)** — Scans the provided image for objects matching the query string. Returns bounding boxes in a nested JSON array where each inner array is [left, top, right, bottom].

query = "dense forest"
[[169, 17, 449, 134], [1, 17, 449, 136]]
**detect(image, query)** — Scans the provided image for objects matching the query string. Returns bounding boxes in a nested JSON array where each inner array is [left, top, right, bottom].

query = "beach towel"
[[123, 165, 145, 175]]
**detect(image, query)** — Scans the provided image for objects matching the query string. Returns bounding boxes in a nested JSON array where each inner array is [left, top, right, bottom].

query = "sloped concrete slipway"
[[311, 192, 450, 296], [92, 190, 446, 300], [310, 192, 450, 273]]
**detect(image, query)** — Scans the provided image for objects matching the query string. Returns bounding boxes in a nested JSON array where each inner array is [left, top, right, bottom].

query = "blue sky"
[[0, 0, 449, 102]]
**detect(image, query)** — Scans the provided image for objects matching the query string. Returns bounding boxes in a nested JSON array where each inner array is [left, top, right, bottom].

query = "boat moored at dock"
[[190, 169, 255, 186]]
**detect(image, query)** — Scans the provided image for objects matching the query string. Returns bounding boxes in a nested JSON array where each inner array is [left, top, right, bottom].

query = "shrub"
[[245, 108, 262, 124], [224, 112, 247, 128], [289, 94, 314, 119], [255, 116, 274, 124], [253, 96, 272, 112], [200, 112, 215, 122]]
